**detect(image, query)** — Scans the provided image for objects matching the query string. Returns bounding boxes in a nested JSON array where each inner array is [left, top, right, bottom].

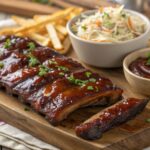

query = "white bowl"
[[67, 9, 150, 68], [123, 48, 150, 96]]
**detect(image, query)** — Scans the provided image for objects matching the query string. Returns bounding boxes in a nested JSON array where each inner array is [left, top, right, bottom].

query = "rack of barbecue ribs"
[[0, 35, 148, 140]]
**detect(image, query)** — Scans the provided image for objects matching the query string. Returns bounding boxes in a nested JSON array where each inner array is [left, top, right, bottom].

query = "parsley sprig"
[[38, 65, 51, 77], [145, 118, 150, 123], [0, 62, 4, 69], [3, 39, 11, 49], [67, 74, 99, 91], [27, 42, 36, 51], [28, 54, 40, 67], [49, 60, 58, 65], [146, 53, 150, 66], [57, 66, 69, 72]]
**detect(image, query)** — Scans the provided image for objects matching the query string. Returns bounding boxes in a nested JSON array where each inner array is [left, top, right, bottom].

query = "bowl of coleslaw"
[[67, 6, 150, 68]]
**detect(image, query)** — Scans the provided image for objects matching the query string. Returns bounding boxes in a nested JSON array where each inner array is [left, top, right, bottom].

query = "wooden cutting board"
[[0, 49, 149, 150]]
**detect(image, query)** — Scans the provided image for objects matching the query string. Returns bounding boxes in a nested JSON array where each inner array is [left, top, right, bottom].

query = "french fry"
[[11, 16, 27, 25], [46, 23, 63, 50], [0, 27, 16, 35], [14, 7, 75, 34], [1, 7, 83, 54], [61, 36, 71, 54], [33, 15, 50, 21], [12, 16, 35, 26], [56, 25, 68, 36], [41, 38, 51, 47], [57, 32, 65, 41], [29, 33, 49, 42]]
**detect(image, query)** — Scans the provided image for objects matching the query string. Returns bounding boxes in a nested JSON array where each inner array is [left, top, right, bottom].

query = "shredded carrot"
[[128, 17, 135, 31], [102, 27, 113, 33], [95, 20, 101, 27], [93, 39, 112, 42]]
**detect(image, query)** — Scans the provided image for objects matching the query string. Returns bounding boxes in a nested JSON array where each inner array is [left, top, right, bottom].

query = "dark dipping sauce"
[[129, 57, 150, 79]]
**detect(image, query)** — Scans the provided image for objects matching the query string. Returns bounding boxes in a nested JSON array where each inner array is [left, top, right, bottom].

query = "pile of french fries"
[[0, 7, 83, 54]]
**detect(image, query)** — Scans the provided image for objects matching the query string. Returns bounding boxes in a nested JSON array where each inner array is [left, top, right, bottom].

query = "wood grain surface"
[[0, 49, 149, 150], [0, 0, 60, 17]]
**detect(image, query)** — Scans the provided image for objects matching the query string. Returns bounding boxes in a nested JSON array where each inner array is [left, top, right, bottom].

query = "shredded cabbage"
[[72, 5, 146, 43]]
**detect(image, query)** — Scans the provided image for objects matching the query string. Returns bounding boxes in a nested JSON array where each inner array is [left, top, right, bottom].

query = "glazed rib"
[[0, 35, 39, 60], [13, 57, 83, 99], [0, 35, 124, 127], [75, 98, 149, 140], [0, 47, 59, 89], [37, 69, 122, 125]]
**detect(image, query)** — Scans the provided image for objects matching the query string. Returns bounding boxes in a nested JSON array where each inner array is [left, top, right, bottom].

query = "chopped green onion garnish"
[[85, 72, 92, 78], [81, 25, 87, 31], [38, 65, 50, 77], [67, 75, 88, 87], [28, 55, 40, 67], [146, 53, 150, 65], [57, 66, 69, 72], [59, 72, 65, 76], [87, 86, 94, 90], [49, 59, 57, 65], [89, 78, 96, 83], [146, 118, 150, 123], [28, 42, 36, 51], [0, 62, 4, 69], [95, 86, 99, 92], [24, 107, 30, 111], [103, 12, 110, 19], [3, 39, 11, 49]]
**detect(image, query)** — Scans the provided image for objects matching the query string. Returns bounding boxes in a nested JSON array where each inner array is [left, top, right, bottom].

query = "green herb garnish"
[[85, 72, 92, 78], [145, 118, 150, 123], [28, 42, 36, 51], [49, 59, 57, 65], [102, 12, 110, 19], [3, 39, 11, 49], [89, 78, 96, 83], [57, 66, 69, 72], [67, 75, 75, 83], [121, 13, 126, 18], [38, 65, 50, 76], [95, 86, 99, 92], [0, 62, 4, 69], [74, 79, 88, 86], [87, 86, 94, 91], [103, 21, 115, 29], [28, 55, 40, 67], [146, 53, 150, 65], [24, 107, 30, 111], [59, 72, 65, 76], [67, 75, 88, 86], [81, 25, 87, 31]]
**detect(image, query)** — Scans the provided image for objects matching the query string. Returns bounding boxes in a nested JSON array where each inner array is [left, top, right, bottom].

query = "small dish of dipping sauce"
[[129, 55, 150, 79], [123, 48, 150, 96]]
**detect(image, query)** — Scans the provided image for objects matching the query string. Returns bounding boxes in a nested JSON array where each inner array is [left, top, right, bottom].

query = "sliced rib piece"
[[75, 98, 149, 140], [39, 70, 123, 125]]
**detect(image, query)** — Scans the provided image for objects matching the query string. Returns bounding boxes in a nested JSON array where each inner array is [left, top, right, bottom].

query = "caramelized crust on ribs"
[[0, 35, 125, 127], [75, 98, 149, 140]]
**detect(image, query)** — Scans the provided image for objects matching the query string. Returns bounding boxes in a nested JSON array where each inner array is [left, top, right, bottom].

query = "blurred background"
[[0, 0, 150, 17]]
